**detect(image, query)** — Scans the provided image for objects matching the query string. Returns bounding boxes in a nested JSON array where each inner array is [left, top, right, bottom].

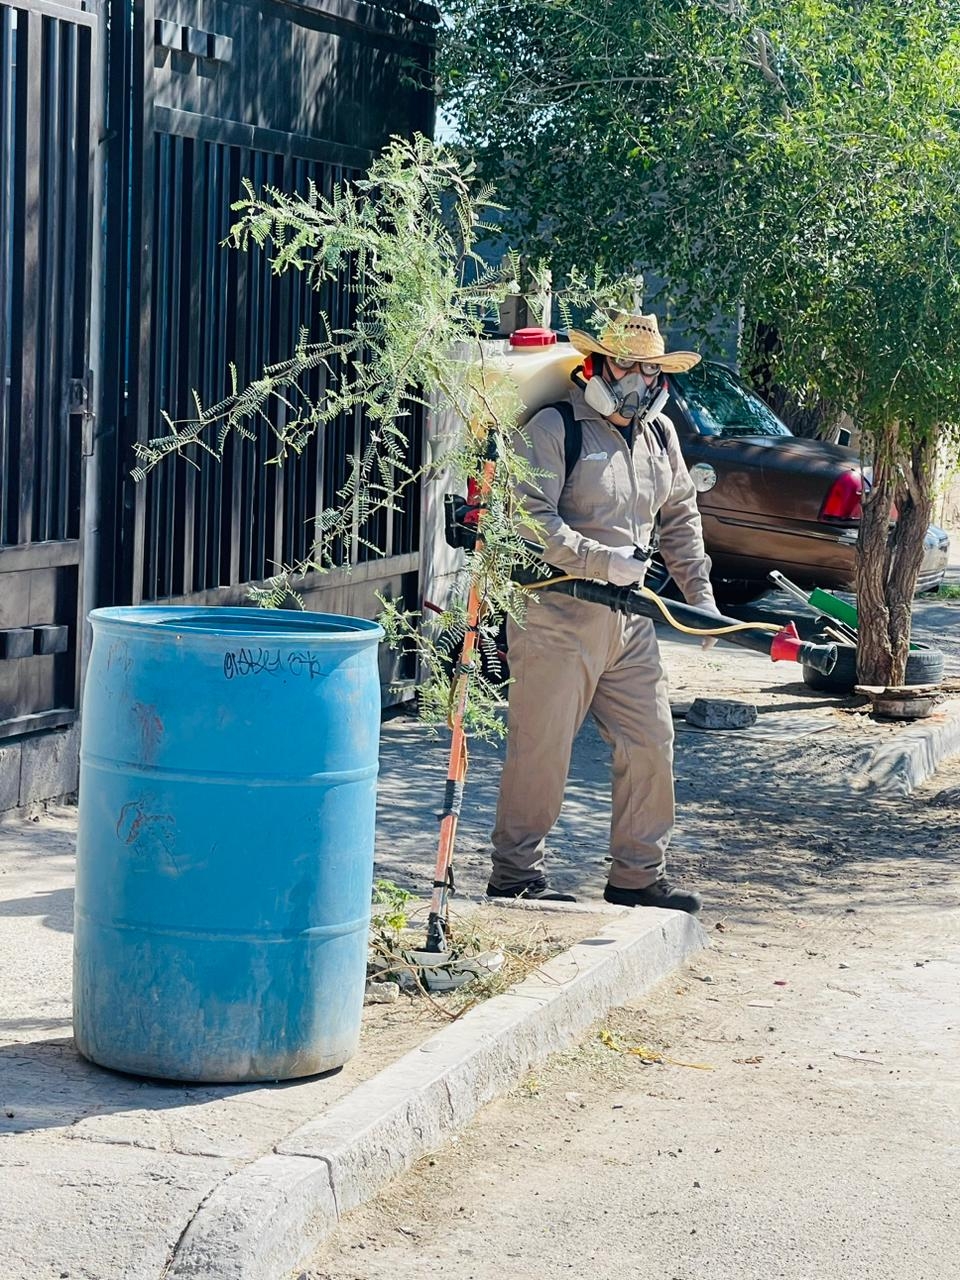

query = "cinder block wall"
[[0, 726, 79, 815]]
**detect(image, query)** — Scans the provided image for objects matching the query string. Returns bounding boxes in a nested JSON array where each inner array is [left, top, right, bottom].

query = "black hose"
[[540, 577, 837, 675]]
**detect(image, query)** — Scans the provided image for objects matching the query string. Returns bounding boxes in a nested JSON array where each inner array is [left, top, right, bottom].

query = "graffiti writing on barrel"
[[223, 648, 327, 680]]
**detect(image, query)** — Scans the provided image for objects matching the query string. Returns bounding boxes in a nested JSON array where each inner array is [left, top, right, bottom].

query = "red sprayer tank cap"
[[509, 327, 557, 347]]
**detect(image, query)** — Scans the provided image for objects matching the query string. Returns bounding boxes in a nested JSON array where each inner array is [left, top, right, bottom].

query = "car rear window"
[[670, 364, 793, 438]]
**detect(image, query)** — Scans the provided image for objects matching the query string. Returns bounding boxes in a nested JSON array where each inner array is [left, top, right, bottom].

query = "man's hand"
[[694, 599, 723, 650], [606, 546, 646, 588]]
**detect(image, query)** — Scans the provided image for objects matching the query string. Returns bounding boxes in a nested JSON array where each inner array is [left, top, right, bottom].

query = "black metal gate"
[[1, 0, 433, 784], [0, 0, 98, 739], [97, 0, 433, 671]]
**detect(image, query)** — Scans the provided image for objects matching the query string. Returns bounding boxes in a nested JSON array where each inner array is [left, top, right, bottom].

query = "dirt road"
[[301, 754, 960, 1280]]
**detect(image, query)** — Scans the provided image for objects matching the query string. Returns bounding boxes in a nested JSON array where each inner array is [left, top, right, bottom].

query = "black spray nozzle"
[[793, 640, 838, 676]]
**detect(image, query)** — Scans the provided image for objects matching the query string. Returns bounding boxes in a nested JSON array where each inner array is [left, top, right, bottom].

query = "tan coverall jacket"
[[490, 383, 715, 891]]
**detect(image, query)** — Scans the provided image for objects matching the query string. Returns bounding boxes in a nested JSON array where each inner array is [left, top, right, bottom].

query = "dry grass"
[[368, 900, 585, 1018]]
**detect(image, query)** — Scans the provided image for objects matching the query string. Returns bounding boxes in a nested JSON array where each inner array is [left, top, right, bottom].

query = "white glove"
[[693, 599, 723, 650], [606, 546, 646, 587]]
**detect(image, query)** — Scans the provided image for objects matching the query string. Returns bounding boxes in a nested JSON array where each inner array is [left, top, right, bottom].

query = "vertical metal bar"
[[58, 19, 80, 542], [283, 154, 299, 567], [97, 0, 133, 604], [76, 11, 104, 710], [311, 158, 330, 567], [129, 0, 155, 604], [202, 139, 222, 591], [273, 149, 286, 573], [11, 7, 40, 548], [178, 132, 198, 596], [0, 5, 14, 545], [268, 150, 288, 577], [161, 131, 183, 599], [246, 148, 266, 583], [225, 143, 244, 588], [212, 140, 229, 589], [255, 151, 272, 581], [145, 130, 170, 601], [37, 15, 63, 542]]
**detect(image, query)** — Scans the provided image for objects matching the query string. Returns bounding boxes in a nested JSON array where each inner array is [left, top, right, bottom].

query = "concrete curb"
[[165, 906, 705, 1280], [852, 699, 960, 795]]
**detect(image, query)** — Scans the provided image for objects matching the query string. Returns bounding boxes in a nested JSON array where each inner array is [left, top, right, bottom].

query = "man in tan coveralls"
[[488, 312, 716, 913]]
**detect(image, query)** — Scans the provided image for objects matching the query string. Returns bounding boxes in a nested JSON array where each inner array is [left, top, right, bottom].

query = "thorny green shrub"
[[132, 134, 629, 737]]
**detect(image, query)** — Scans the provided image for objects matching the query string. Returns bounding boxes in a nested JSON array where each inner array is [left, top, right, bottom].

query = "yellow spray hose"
[[522, 576, 782, 638]]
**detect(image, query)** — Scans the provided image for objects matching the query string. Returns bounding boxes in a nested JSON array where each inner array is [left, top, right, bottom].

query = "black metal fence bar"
[[0, 6, 15, 545], [0, 0, 96, 738], [11, 5, 40, 547]]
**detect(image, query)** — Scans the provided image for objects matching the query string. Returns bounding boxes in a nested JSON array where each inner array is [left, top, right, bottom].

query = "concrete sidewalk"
[[2, 608, 959, 1280]]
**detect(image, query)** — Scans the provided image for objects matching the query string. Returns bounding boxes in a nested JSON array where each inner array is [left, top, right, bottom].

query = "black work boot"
[[604, 879, 702, 914], [486, 876, 577, 903]]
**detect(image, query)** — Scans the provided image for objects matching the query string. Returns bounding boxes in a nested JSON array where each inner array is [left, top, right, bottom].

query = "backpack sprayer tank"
[[487, 326, 582, 422], [445, 328, 579, 549]]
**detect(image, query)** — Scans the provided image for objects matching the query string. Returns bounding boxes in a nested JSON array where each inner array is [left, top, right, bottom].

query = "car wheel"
[[802, 637, 945, 694]]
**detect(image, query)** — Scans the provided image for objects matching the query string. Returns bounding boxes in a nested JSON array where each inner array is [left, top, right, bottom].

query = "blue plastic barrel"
[[74, 606, 383, 1082]]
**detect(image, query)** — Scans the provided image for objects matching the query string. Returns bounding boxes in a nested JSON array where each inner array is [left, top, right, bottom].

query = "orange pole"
[[424, 448, 498, 950]]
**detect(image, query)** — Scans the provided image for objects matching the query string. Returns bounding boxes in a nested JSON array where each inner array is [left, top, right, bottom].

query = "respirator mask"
[[582, 356, 664, 422]]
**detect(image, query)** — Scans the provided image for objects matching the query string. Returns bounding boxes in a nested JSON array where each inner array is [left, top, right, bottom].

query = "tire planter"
[[802, 633, 945, 695]]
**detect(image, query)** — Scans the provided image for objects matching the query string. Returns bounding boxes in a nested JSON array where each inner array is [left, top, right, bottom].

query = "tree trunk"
[[856, 424, 937, 687]]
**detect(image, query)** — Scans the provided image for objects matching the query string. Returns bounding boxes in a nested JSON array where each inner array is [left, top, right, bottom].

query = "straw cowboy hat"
[[568, 311, 701, 374]]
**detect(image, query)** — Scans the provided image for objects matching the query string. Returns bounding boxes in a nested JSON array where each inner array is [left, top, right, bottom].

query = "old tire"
[[802, 637, 945, 694]]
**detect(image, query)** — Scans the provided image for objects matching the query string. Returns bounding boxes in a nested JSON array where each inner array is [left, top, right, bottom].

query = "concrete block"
[[19, 725, 79, 807], [0, 628, 35, 658], [686, 697, 758, 730], [0, 742, 23, 812], [163, 1155, 336, 1280], [852, 698, 960, 795], [155, 18, 179, 48], [33, 625, 69, 656]]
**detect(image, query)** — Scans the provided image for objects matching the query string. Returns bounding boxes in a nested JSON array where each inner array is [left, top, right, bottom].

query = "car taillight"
[[820, 470, 864, 521]]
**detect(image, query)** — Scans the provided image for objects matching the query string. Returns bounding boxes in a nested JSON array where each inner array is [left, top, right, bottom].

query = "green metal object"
[[806, 586, 920, 650], [807, 588, 859, 629]]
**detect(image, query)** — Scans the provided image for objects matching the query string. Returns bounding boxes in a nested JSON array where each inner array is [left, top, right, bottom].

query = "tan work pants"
[[491, 593, 674, 891]]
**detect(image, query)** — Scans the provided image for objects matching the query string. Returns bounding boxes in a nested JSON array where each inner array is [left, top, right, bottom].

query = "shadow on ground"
[[0, 1034, 331, 1137], [374, 692, 960, 926]]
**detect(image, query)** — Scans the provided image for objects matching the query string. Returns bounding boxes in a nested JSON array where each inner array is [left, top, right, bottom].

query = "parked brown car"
[[659, 361, 950, 604]]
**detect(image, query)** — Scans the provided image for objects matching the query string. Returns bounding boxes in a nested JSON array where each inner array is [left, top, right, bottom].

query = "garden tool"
[[416, 431, 506, 992], [768, 570, 859, 644], [768, 569, 920, 651]]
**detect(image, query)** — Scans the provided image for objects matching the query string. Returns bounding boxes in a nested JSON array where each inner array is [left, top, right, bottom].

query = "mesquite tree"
[[133, 135, 626, 734], [440, 0, 960, 684]]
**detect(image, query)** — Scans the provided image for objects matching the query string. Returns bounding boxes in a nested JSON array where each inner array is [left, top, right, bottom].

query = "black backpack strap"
[[650, 415, 669, 453], [548, 400, 582, 485]]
